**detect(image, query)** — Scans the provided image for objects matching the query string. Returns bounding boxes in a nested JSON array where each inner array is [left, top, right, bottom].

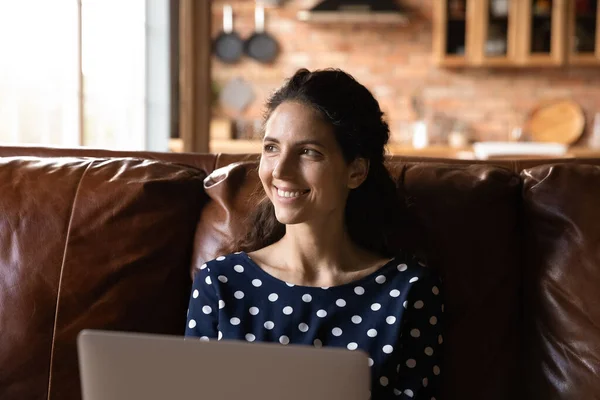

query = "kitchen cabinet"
[[516, 0, 567, 66], [476, 0, 519, 66], [567, 0, 600, 65], [434, 0, 600, 67], [433, 0, 473, 66]]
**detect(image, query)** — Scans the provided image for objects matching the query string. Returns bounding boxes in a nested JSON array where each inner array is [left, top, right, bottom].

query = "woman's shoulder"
[[198, 252, 253, 274], [389, 251, 441, 285]]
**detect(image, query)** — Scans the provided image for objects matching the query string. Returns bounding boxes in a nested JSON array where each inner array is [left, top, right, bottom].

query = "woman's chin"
[[274, 211, 305, 226]]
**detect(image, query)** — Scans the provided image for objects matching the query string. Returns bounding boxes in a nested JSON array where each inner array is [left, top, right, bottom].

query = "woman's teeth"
[[277, 189, 306, 198]]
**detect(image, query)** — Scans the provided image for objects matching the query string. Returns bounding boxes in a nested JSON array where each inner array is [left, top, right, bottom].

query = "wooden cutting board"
[[524, 99, 585, 144]]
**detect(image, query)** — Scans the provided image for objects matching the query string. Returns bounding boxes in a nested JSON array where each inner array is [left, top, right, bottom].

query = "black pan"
[[213, 5, 243, 64], [244, 5, 279, 64]]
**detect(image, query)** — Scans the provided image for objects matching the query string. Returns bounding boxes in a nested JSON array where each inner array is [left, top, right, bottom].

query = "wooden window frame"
[[178, 0, 211, 153]]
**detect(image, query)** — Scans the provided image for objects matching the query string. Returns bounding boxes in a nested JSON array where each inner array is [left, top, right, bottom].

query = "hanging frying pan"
[[213, 5, 243, 64], [244, 4, 279, 64]]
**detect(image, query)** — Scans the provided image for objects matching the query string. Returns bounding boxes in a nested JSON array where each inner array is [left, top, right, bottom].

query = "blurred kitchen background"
[[2, 0, 600, 159]]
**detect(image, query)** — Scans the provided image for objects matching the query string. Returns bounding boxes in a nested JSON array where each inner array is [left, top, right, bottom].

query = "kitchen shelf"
[[296, 11, 409, 24], [169, 139, 600, 160]]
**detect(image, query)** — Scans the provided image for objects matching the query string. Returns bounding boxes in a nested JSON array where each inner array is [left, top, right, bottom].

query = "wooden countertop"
[[169, 138, 600, 159]]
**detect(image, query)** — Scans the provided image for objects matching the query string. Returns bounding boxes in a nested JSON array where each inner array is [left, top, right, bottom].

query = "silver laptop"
[[77, 330, 370, 400]]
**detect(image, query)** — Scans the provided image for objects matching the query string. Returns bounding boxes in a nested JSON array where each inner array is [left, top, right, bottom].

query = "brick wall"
[[211, 0, 600, 144]]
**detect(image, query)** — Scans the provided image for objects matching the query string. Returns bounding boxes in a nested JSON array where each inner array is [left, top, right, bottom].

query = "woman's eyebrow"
[[263, 136, 326, 148]]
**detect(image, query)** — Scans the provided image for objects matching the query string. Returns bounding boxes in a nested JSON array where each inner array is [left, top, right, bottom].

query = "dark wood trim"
[[77, 0, 84, 145], [170, 0, 180, 139], [179, 0, 211, 153]]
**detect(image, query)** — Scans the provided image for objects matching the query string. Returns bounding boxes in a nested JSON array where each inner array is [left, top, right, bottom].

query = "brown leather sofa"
[[0, 145, 598, 400]]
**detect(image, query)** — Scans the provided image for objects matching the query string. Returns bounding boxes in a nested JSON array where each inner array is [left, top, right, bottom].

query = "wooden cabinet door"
[[567, 0, 600, 65], [472, 0, 519, 66], [433, 0, 475, 66], [517, 0, 567, 66]]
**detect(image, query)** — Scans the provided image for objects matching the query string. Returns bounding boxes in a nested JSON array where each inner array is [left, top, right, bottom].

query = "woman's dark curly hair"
[[235, 68, 407, 258]]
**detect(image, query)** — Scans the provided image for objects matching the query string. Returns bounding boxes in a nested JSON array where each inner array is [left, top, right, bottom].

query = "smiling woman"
[[186, 68, 444, 400]]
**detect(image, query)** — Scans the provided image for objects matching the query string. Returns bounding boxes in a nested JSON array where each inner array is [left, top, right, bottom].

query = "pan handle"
[[223, 5, 233, 34], [254, 4, 265, 33]]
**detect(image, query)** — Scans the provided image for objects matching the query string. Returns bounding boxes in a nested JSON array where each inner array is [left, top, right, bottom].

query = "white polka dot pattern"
[[184, 253, 444, 399], [282, 306, 293, 315]]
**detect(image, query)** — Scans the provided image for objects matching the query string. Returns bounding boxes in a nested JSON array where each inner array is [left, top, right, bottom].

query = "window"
[[0, 0, 172, 151]]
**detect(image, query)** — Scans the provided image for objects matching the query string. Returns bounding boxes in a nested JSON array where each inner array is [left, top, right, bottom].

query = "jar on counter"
[[447, 122, 470, 148]]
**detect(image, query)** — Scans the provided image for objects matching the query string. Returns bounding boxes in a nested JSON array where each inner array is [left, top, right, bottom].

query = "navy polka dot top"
[[185, 251, 443, 399]]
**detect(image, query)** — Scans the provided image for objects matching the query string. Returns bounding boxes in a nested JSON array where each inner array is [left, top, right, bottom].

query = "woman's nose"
[[272, 153, 295, 180]]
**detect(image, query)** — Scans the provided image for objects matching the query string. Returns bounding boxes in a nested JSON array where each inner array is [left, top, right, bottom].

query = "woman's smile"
[[274, 185, 310, 202]]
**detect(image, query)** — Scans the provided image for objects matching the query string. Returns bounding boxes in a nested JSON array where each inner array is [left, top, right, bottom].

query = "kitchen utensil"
[[213, 5, 244, 64], [490, 0, 509, 16], [524, 99, 585, 144], [219, 77, 255, 115], [472, 142, 568, 159], [244, 3, 279, 64]]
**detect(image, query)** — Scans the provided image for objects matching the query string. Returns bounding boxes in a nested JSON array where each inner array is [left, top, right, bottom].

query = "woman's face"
[[259, 101, 367, 226]]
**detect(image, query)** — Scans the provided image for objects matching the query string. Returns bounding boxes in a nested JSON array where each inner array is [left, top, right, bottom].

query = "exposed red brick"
[[211, 0, 600, 145]]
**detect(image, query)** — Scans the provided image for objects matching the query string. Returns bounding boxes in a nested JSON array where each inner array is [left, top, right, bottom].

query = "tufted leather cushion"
[[399, 162, 523, 400], [0, 157, 206, 400], [522, 164, 600, 400]]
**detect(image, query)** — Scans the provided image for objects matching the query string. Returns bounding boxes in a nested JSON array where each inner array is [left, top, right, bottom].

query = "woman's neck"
[[276, 219, 378, 286]]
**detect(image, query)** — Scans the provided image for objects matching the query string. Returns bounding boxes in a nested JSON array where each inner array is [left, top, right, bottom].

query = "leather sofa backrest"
[[522, 163, 600, 400], [0, 157, 207, 400]]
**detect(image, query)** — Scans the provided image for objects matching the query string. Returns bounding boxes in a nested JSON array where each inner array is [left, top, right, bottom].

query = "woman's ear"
[[347, 158, 369, 189]]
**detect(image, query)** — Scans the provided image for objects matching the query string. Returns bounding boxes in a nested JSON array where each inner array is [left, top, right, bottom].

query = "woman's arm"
[[185, 265, 219, 339], [393, 268, 444, 399]]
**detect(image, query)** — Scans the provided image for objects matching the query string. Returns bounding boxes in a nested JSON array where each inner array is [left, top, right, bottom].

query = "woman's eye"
[[263, 144, 276, 153], [302, 148, 320, 156]]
